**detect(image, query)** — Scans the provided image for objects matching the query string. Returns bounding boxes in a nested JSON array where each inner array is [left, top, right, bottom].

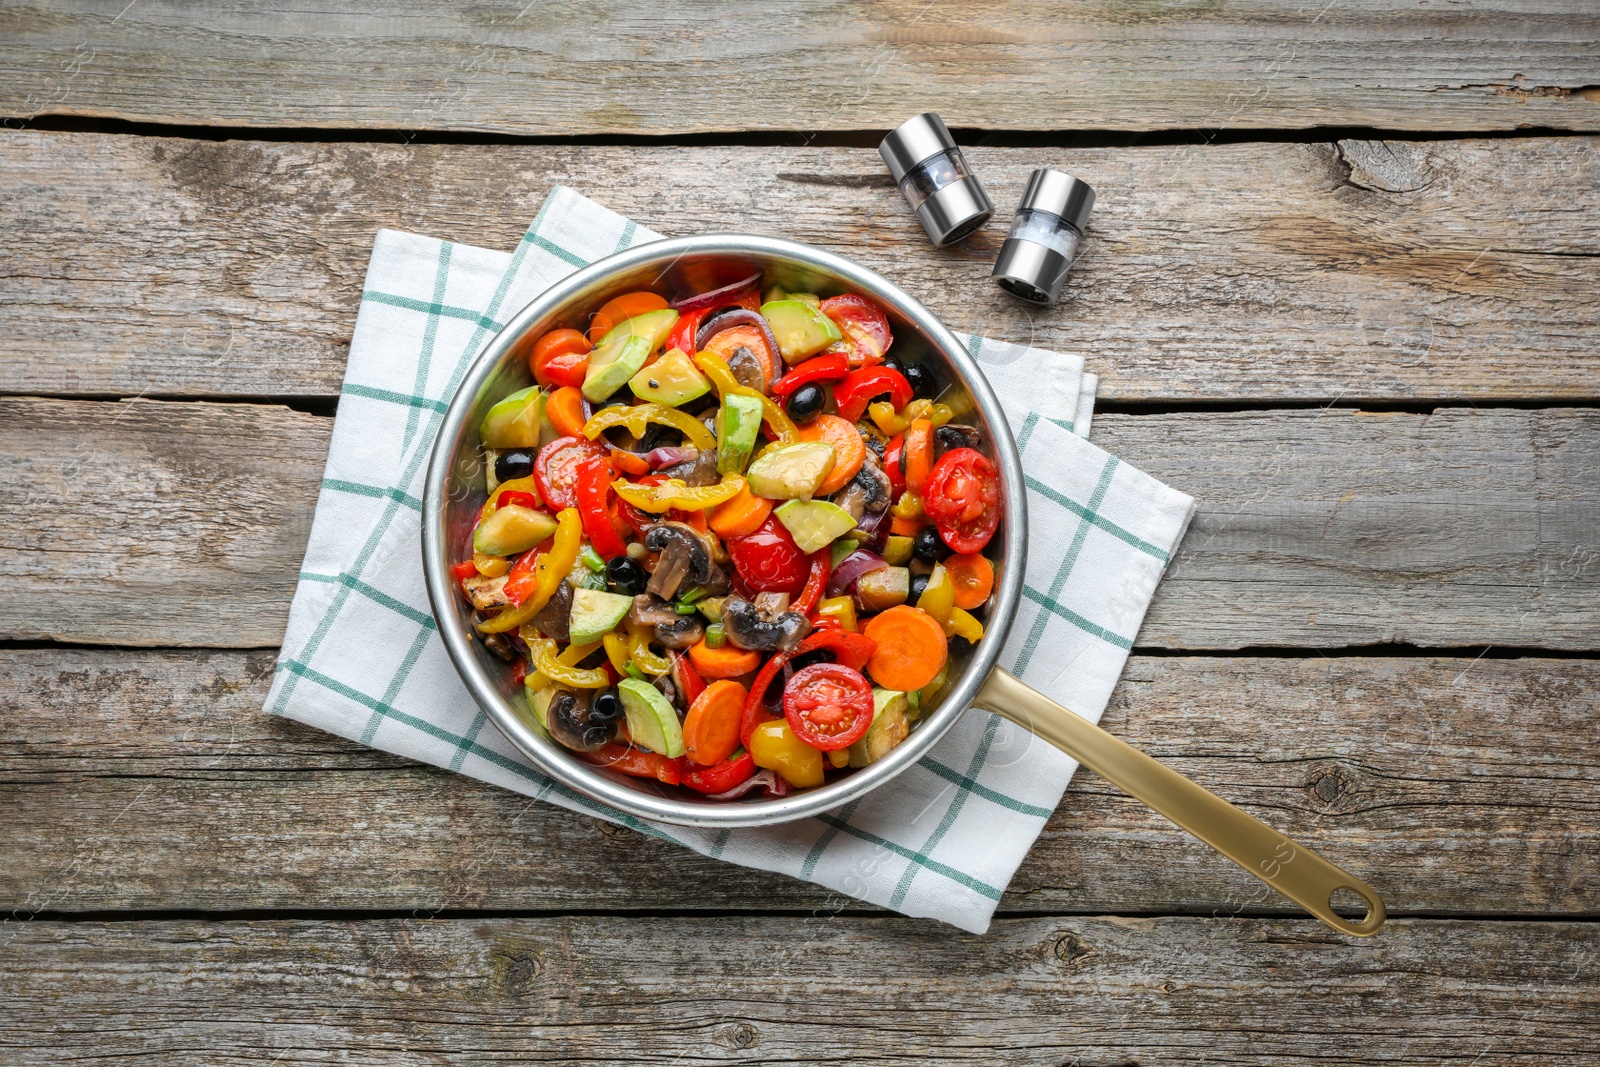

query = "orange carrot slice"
[[546, 386, 587, 439], [682, 678, 749, 766], [862, 605, 948, 692], [688, 640, 762, 680], [709, 484, 774, 539]]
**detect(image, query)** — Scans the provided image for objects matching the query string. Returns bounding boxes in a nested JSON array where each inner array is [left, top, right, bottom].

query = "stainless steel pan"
[[422, 234, 1386, 936]]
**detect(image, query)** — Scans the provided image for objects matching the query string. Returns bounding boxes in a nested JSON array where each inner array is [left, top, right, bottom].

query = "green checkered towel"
[[265, 187, 1194, 933]]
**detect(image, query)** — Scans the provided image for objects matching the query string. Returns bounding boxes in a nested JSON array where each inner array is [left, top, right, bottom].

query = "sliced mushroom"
[[722, 595, 810, 653], [630, 593, 708, 650], [545, 690, 618, 753], [727, 344, 769, 394], [462, 574, 511, 612], [831, 452, 893, 522], [481, 631, 517, 662], [644, 521, 729, 600], [526, 578, 573, 641], [934, 424, 982, 459], [653, 613, 705, 650], [630, 593, 681, 628], [660, 449, 720, 488]]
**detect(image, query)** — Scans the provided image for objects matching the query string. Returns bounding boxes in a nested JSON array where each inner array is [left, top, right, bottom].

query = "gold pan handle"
[[974, 668, 1385, 936]]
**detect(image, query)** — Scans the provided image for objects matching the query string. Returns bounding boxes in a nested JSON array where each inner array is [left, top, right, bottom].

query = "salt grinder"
[[878, 113, 994, 247], [991, 168, 1096, 304]]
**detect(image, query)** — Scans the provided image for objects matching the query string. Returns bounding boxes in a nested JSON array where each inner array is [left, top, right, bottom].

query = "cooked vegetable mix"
[[459, 276, 999, 799]]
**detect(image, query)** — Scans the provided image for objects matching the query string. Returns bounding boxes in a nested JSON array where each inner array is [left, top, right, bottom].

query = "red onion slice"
[[671, 272, 762, 314], [696, 307, 782, 368], [644, 446, 699, 470], [827, 549, 889, 597], [708, 768, 784, 801]]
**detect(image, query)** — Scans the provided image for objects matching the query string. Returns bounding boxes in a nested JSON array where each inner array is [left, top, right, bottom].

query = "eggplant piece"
[[526, 578, 574, 641], [726, 344, 769, 394]]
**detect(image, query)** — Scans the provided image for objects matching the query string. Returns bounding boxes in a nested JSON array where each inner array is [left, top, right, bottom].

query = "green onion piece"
[[580, 545, 606, 573], [624, 662, 645, 681], [675, 601, 698, 615], [704, 623, 726, 650], [678, 585, 706, 606]]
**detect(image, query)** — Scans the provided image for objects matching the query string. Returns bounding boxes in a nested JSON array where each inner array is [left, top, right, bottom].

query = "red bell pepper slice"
[[793, 550, 831, 617], [670, 649, 707, 709], [795, 628, 878, 673], [833, 366, 912, 424], [576, 455, 629, 559], [883, 432, 906, 498], [496, 489, 539, 511], [740, 651, 791, 747], [666, 307, 708, 355], [583, 744, 683, 786], [771, 353, 850, 399], [681, 749, 757, 794], [501, 546, 545, 606], [451, 560, 480, 583]]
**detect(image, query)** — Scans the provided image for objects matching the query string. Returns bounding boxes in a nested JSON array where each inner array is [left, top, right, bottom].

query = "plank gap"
[[10, 114, 1600, 150]]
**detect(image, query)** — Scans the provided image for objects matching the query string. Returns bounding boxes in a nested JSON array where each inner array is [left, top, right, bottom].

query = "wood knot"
[[1052, 931, 1098, 967], [719, 1022, 759, 1050], [594, 817, 630, 838], [1307, 763, 1359, 811], [495, 951, 543, 997]]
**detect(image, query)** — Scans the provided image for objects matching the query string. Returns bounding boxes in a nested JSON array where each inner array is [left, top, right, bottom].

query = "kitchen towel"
[[265, 186, 1194, 933]]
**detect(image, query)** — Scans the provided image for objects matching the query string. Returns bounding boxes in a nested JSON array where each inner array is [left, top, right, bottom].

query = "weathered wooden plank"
[[4, 131, 1599, 402], [4, 0, 1599, 134], [1, 916, 1595, 1065], [2, 398, 1596, 649], [5, 649, 1594, 916]]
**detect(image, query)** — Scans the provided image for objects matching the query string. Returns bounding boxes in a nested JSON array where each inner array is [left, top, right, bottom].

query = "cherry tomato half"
[[535, 436, 609, 512], [530, 328, 592, 389], [820, 294, 893, 366], [923, 446, 1001, 554], [783, 663, 875, 751], [725, 515, 809, 595]]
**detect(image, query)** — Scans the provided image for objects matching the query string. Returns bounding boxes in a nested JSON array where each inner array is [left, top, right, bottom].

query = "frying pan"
[[422, 234, 1386, 937]]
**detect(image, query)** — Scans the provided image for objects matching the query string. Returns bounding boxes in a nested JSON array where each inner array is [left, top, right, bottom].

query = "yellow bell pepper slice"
[[603, 630, 632, 675], [524, 637, 610, 689], [944, 606, 985, 643], [868, 400, 909, 436], [916, 563, 955, 627], [581, 402, 716, 452], [815, 595, 858, 632], [477, 507, 582, 633], [624, 619, 672, 676], [693, 351, 799, 444], [612, 473, 745, 514], [748, 719, 824, 788], [891, 491, 924, 520]]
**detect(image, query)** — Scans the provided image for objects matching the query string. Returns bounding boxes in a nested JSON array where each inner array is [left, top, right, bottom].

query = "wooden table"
[[3, 4, 1598, 1062]]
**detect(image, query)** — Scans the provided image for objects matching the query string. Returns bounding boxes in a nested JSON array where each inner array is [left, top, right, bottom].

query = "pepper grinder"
[[879, 113, 994, 247], [991, 168, 1096, 304]]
